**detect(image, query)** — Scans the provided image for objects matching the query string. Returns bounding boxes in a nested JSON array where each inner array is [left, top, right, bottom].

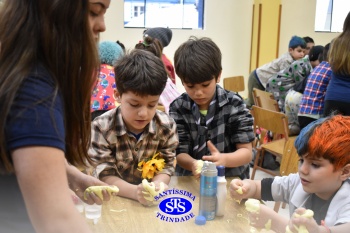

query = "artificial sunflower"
[[138, 152, 165, 179]]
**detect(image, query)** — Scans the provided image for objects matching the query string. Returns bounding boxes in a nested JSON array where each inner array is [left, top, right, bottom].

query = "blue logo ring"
[[159, 197, 192, 216]]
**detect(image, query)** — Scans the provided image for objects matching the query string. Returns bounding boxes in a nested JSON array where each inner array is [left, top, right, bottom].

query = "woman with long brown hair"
[[0, 0, 109, 232]]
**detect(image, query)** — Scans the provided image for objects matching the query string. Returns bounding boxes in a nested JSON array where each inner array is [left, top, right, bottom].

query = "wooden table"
[[86, 176, 252, 233]]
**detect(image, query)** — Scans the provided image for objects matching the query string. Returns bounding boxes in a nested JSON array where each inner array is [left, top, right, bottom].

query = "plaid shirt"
[[89, 107, 178, 184], [169, 85, 255, 177], [298, 61, 332, 116]]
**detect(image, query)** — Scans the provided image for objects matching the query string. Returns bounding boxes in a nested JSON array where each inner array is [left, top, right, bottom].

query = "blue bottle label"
[[200, 176, 217, 196]]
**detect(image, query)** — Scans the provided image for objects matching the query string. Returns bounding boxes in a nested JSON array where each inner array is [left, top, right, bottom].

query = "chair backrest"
[[223, 76, 245, 92], [280, 136, 299, 176], [252, 105, 289, 141], [256, 95, 280, 112], [252, 88, 279, 111]]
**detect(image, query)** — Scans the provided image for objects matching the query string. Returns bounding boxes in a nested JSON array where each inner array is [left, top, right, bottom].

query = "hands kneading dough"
[[142, 179, 165, 204], [286, 209, 314, 233], [83, 186, 119, 201]]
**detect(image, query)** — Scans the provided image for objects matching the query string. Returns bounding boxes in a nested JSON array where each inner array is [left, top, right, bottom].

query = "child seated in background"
[[298, 43, 332, 130], [303, 36, 315, 56], [246, 35, 306, 107], [169, 36, 255, 178], [266, 45, 324, 135], [91, 41, 124, 120], [88, 50, 179, 205], [135, 36, 180, 114], [283, 45, 325, 135], [229, 115, 350, 233]]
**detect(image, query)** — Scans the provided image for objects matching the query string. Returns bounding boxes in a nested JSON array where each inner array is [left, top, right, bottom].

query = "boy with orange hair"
[[230, 115, 350, 233]]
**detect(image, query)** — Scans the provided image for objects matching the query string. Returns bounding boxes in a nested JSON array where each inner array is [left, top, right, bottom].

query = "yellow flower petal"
[[138, 160, 144, 167], [138, 152, 165, 179]]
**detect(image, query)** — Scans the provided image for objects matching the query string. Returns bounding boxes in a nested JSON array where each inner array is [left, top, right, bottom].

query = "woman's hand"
[[68, 169, 115, 205]]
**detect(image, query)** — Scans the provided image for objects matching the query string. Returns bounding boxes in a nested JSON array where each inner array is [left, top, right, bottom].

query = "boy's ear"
[[340, 164, 350, 181], [114, 89, 121, 103], [289, 47, 293, 53], [216, 70, 222, 83]]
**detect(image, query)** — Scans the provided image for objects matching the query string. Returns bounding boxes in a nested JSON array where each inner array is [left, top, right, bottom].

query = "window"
[[124, 0, 204, 29], [315, 0, 350, 32]]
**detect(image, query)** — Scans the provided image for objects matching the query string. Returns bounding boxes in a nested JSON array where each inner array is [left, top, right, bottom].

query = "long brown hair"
[[0, 0, 99, 172], [328, 11, 350, 75]]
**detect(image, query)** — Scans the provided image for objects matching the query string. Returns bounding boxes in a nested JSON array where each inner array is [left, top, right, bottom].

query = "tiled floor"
[[251, 169, 290, 218]]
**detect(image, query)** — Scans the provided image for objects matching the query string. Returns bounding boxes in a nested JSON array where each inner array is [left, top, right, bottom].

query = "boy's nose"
[[138, 107, 147, 117], [298, 162, 308, 175], [194, 89, 203, 96]]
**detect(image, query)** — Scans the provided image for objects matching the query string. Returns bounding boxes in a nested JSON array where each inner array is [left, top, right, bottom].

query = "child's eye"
[[130, 103, 139, 107], [148, 105, 156, 108], [298, 158, 304, 164], [311, 163, 320, 168], [202, 84, 210, 87], [186, 85, 194, 89]]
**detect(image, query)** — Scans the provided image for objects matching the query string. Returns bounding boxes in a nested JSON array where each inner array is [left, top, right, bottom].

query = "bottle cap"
[[195, 215, 206, 225], [217, 165, 225, 176], [208, 162, 216, 170]]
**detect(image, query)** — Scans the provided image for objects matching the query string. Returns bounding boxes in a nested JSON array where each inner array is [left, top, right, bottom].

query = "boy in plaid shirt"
[[169, 37, 254, 178], [89, 50, 178, 205]]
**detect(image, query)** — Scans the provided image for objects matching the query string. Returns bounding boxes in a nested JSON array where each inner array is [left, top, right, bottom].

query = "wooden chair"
[[273, 136, 299, 212], [252, 88, 279, 112], [250, 106, 289, 180], [223, 76, 245, 93]]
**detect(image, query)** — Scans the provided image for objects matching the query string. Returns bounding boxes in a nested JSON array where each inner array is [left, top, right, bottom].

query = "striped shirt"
[[88, 107, 178, 184], [169, 85, 255, 177]]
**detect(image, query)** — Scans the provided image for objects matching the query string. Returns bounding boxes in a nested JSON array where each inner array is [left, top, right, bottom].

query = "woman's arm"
[[12, 146, 92, 233]]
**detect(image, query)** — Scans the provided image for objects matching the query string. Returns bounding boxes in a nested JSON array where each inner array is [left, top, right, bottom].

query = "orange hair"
[[307, 115, 350, 171]]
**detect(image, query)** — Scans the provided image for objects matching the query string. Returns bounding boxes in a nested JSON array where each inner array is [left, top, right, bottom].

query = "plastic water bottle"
[[216, 165, 227, 216], [199, 161, 217, 220]]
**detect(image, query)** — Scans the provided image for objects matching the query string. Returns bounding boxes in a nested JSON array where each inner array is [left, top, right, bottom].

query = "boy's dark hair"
[[114, 49, 167, 96], [308, 45, 324, 62], [288, 36, 307, 49], [174, 36, 222, 84], [303, 36, 314, 44], [322, 43, 331, 62]]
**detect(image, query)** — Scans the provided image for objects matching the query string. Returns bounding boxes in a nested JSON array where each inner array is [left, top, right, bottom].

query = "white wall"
[[279, 0, 340, 56], [101, 0, 342, 98], [101, 0, 254, 96]]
